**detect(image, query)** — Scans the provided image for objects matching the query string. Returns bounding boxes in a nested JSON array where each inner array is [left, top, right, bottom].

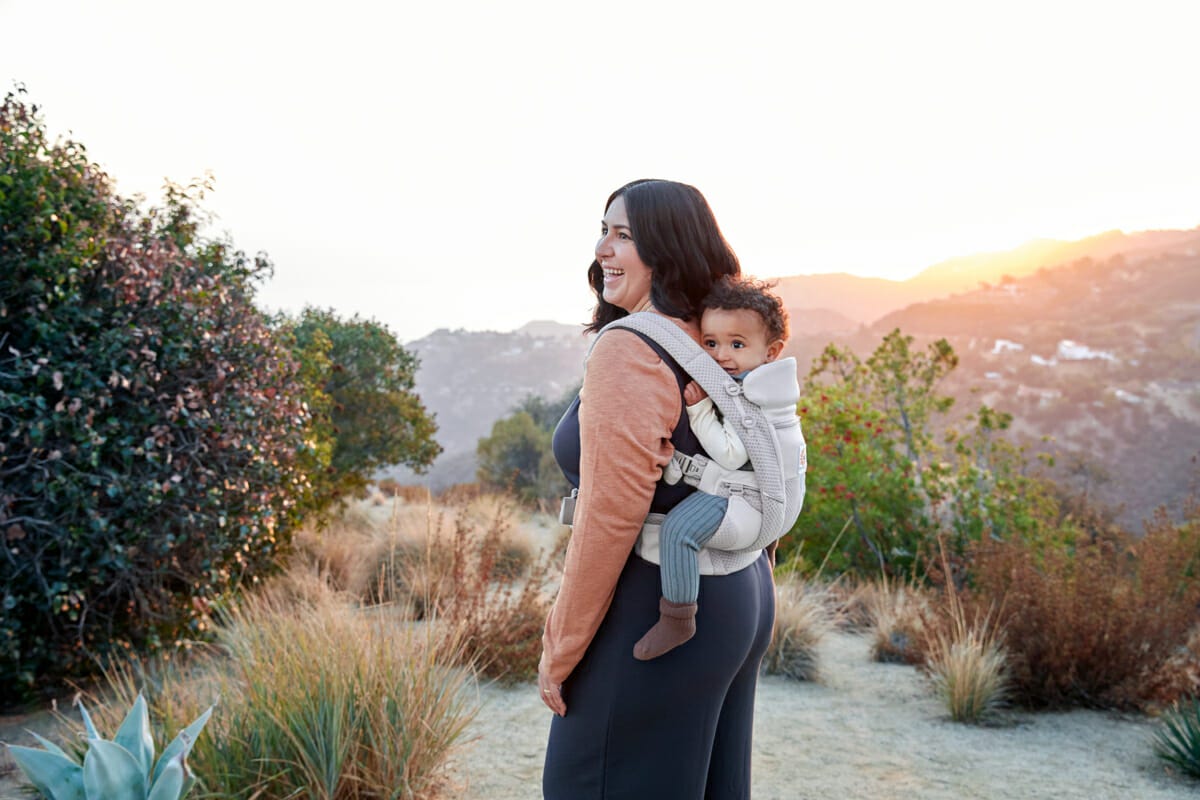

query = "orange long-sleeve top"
[[540, 314, 700, 685]]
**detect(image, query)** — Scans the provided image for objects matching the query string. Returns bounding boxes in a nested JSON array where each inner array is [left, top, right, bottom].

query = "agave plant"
[[1154, 696, 1200, 779], [5, 692, 213, 800]]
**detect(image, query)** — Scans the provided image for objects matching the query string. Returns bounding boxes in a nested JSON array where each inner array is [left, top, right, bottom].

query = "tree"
[[476, 387, 576, 505], [285, 307, 440, 514], [477, 412, 552, 503], [0, 90, 309, 701], [865, 330, 957, 470]]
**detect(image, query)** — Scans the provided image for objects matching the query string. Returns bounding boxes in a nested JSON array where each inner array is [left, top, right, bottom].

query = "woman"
[[539, 179, 777, 799]]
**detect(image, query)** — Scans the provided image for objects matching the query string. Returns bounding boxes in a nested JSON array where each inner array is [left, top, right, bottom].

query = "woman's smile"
[[596, 195, 652, 312]]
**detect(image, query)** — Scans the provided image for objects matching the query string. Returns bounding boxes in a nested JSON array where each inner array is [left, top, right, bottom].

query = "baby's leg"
[[634, 492, 728, 661], [659, 492, 728, 604]]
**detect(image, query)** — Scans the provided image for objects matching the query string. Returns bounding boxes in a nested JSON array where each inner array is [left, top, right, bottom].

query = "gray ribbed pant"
[[659, 492, 728, 604]]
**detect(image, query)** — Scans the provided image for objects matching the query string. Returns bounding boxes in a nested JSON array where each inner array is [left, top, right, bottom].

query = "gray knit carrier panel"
[[592, 313, 803, 554]]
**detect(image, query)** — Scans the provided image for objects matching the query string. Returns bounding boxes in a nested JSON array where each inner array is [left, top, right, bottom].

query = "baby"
[[634, 276, 796, 660]]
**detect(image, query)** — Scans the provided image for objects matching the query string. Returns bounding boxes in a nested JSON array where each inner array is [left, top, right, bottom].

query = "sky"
[[4, 0, 1199, 342]]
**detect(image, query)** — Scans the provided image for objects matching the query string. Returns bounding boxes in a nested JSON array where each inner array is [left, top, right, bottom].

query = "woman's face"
[[596, 195, 653, 313]]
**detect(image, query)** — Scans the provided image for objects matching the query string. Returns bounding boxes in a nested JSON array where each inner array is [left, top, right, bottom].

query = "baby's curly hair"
[[700, 276, 789, 343]]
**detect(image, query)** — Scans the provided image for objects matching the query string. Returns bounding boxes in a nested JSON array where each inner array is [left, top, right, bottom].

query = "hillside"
[[772, 227, 1200, 326], [396, 227, 1200, 518], [388, 324, 589, 488], [855, 233, 1200, 526]]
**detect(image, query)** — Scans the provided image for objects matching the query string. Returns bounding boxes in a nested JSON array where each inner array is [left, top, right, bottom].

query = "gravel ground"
[[448, 631, 1198, 799]]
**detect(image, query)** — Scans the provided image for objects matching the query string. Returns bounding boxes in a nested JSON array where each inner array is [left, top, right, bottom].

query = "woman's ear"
[[765, 339, 785, 361]]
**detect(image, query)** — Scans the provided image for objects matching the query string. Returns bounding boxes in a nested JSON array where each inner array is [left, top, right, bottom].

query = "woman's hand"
[[538, 666, 566, 716]]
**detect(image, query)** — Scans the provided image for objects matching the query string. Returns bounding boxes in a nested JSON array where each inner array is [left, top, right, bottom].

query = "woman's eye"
[[618, 232, 631, 240]]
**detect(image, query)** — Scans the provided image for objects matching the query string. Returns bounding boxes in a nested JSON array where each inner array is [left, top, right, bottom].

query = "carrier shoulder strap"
[[588, 312, 788, 545]]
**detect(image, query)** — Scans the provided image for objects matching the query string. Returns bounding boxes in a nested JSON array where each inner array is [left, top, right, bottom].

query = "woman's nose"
[[595, 233, 612, 258]]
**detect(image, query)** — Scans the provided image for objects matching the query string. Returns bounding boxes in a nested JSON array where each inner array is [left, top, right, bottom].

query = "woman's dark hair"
[[701, 276, 790, 343], [585, 179, 741, 333]]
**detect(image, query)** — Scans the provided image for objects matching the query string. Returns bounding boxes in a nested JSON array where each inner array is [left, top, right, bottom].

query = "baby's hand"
[[684, 381, 708, 406]]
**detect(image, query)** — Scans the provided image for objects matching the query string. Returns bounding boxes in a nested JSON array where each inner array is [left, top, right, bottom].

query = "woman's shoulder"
[[588, 328, 662, 375], [586, 314, 695, 398]]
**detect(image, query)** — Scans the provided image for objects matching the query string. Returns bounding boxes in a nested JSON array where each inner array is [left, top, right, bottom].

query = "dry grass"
[[1144, 627, 1200, 712], [856, 577, 936, 665], [76, 579, 477, 799], [64, 492, 558, 797], [294, 494, 553, 684], [964, 510, 1200, 710], [763, 578, 832, 681], [923, 569, 1010, 724], [432, 497, 555, 684], [375, 478, 434, 504], [292, 494, 538, 614]]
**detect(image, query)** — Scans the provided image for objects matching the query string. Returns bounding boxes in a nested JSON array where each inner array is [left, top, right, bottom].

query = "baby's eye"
[[703, 339, 717, 349], [731, 341, 745, 349]]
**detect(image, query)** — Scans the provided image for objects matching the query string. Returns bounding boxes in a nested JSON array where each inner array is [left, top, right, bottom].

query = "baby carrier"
[[565, 311, 806, 553]]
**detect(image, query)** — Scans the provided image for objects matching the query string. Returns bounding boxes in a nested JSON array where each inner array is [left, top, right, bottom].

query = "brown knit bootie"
[[633, 598, 698, 661]]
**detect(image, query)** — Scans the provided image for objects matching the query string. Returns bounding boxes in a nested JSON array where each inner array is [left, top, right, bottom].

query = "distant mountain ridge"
[[394, 226, 1200, 522], [773, 227, 1200, 327]]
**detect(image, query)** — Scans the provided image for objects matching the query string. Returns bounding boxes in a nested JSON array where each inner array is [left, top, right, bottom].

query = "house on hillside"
[[1057, 340, 1117, 362], [1016, 385, 1062, 404]]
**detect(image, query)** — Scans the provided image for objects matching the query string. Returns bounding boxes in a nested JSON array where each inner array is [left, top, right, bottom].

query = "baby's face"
[[699, 308, 784, 375]]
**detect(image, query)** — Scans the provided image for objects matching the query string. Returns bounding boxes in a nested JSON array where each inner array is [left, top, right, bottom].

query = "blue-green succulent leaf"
[[113, 692, 154, 778], [82, 739, 146, 800], [146, 751, 185, 800], [7, 744, 86, 800], [75, 701, 100, 741], [28, 731, 77, 764], [152, 705, 213, 786]]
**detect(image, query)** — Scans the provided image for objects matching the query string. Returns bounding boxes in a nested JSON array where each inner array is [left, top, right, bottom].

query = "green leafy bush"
[[786, 333, 953, 576], [0, 90, 309, 702]]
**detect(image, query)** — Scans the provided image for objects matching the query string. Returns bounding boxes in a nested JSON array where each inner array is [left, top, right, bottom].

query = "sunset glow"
[[3, 0, 1198, 340]]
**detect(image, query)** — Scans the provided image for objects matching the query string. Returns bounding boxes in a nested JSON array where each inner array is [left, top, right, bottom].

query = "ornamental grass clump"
[[861, 577, 934, 665], [1153, 696, 1200, 779], [924, 586, 1010, 724], [763, 578, 831, 681], [83, 580, 477, 799]]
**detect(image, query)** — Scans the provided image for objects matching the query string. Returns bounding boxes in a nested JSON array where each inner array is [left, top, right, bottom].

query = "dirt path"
[[450, 631, 1197, 799]]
